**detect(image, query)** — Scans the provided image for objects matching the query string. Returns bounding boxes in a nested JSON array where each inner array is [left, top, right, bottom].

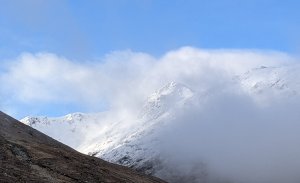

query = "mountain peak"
[[148, 82, 193, 102], [239, 65, 300, 96], [22, 116, 49, 126], [140, 82, 194, 120]]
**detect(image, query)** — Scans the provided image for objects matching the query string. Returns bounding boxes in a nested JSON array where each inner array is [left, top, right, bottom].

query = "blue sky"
[[0, 0, 299, 118], [0, 0, 299, 59]]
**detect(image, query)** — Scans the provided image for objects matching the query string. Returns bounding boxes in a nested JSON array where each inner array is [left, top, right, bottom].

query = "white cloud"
[[0, 47, 296, 117]]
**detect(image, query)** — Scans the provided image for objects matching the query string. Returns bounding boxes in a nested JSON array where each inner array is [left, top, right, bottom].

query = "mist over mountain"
[[22, 59, 300, 183]]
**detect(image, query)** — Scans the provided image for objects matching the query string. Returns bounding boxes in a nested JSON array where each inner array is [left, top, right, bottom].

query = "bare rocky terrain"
[[0, 111, 166, 183]]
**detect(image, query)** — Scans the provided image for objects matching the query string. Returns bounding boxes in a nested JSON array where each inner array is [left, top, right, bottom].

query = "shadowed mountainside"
[[0, 111, 166, 183]]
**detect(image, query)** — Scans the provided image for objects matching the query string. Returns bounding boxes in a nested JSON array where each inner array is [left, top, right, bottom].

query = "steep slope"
[[0, 111, 166, 183], [84, 82, 195, 174]]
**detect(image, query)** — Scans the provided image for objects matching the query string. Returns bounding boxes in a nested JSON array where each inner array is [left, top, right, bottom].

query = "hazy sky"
[[0, 0, 300, 118]]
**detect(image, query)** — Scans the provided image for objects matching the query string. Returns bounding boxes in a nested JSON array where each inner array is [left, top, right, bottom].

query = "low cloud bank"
[[0, 47, 294, 117], [158, 87, 300, 183]]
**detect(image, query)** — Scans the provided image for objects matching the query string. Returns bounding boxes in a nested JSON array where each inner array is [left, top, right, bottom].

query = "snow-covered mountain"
[[238, 65, 300, 96], [21, 65, 300, 183], [84, 82, 195, 174], [22, 81, 199, 181], [22, 112, 110, 149]]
